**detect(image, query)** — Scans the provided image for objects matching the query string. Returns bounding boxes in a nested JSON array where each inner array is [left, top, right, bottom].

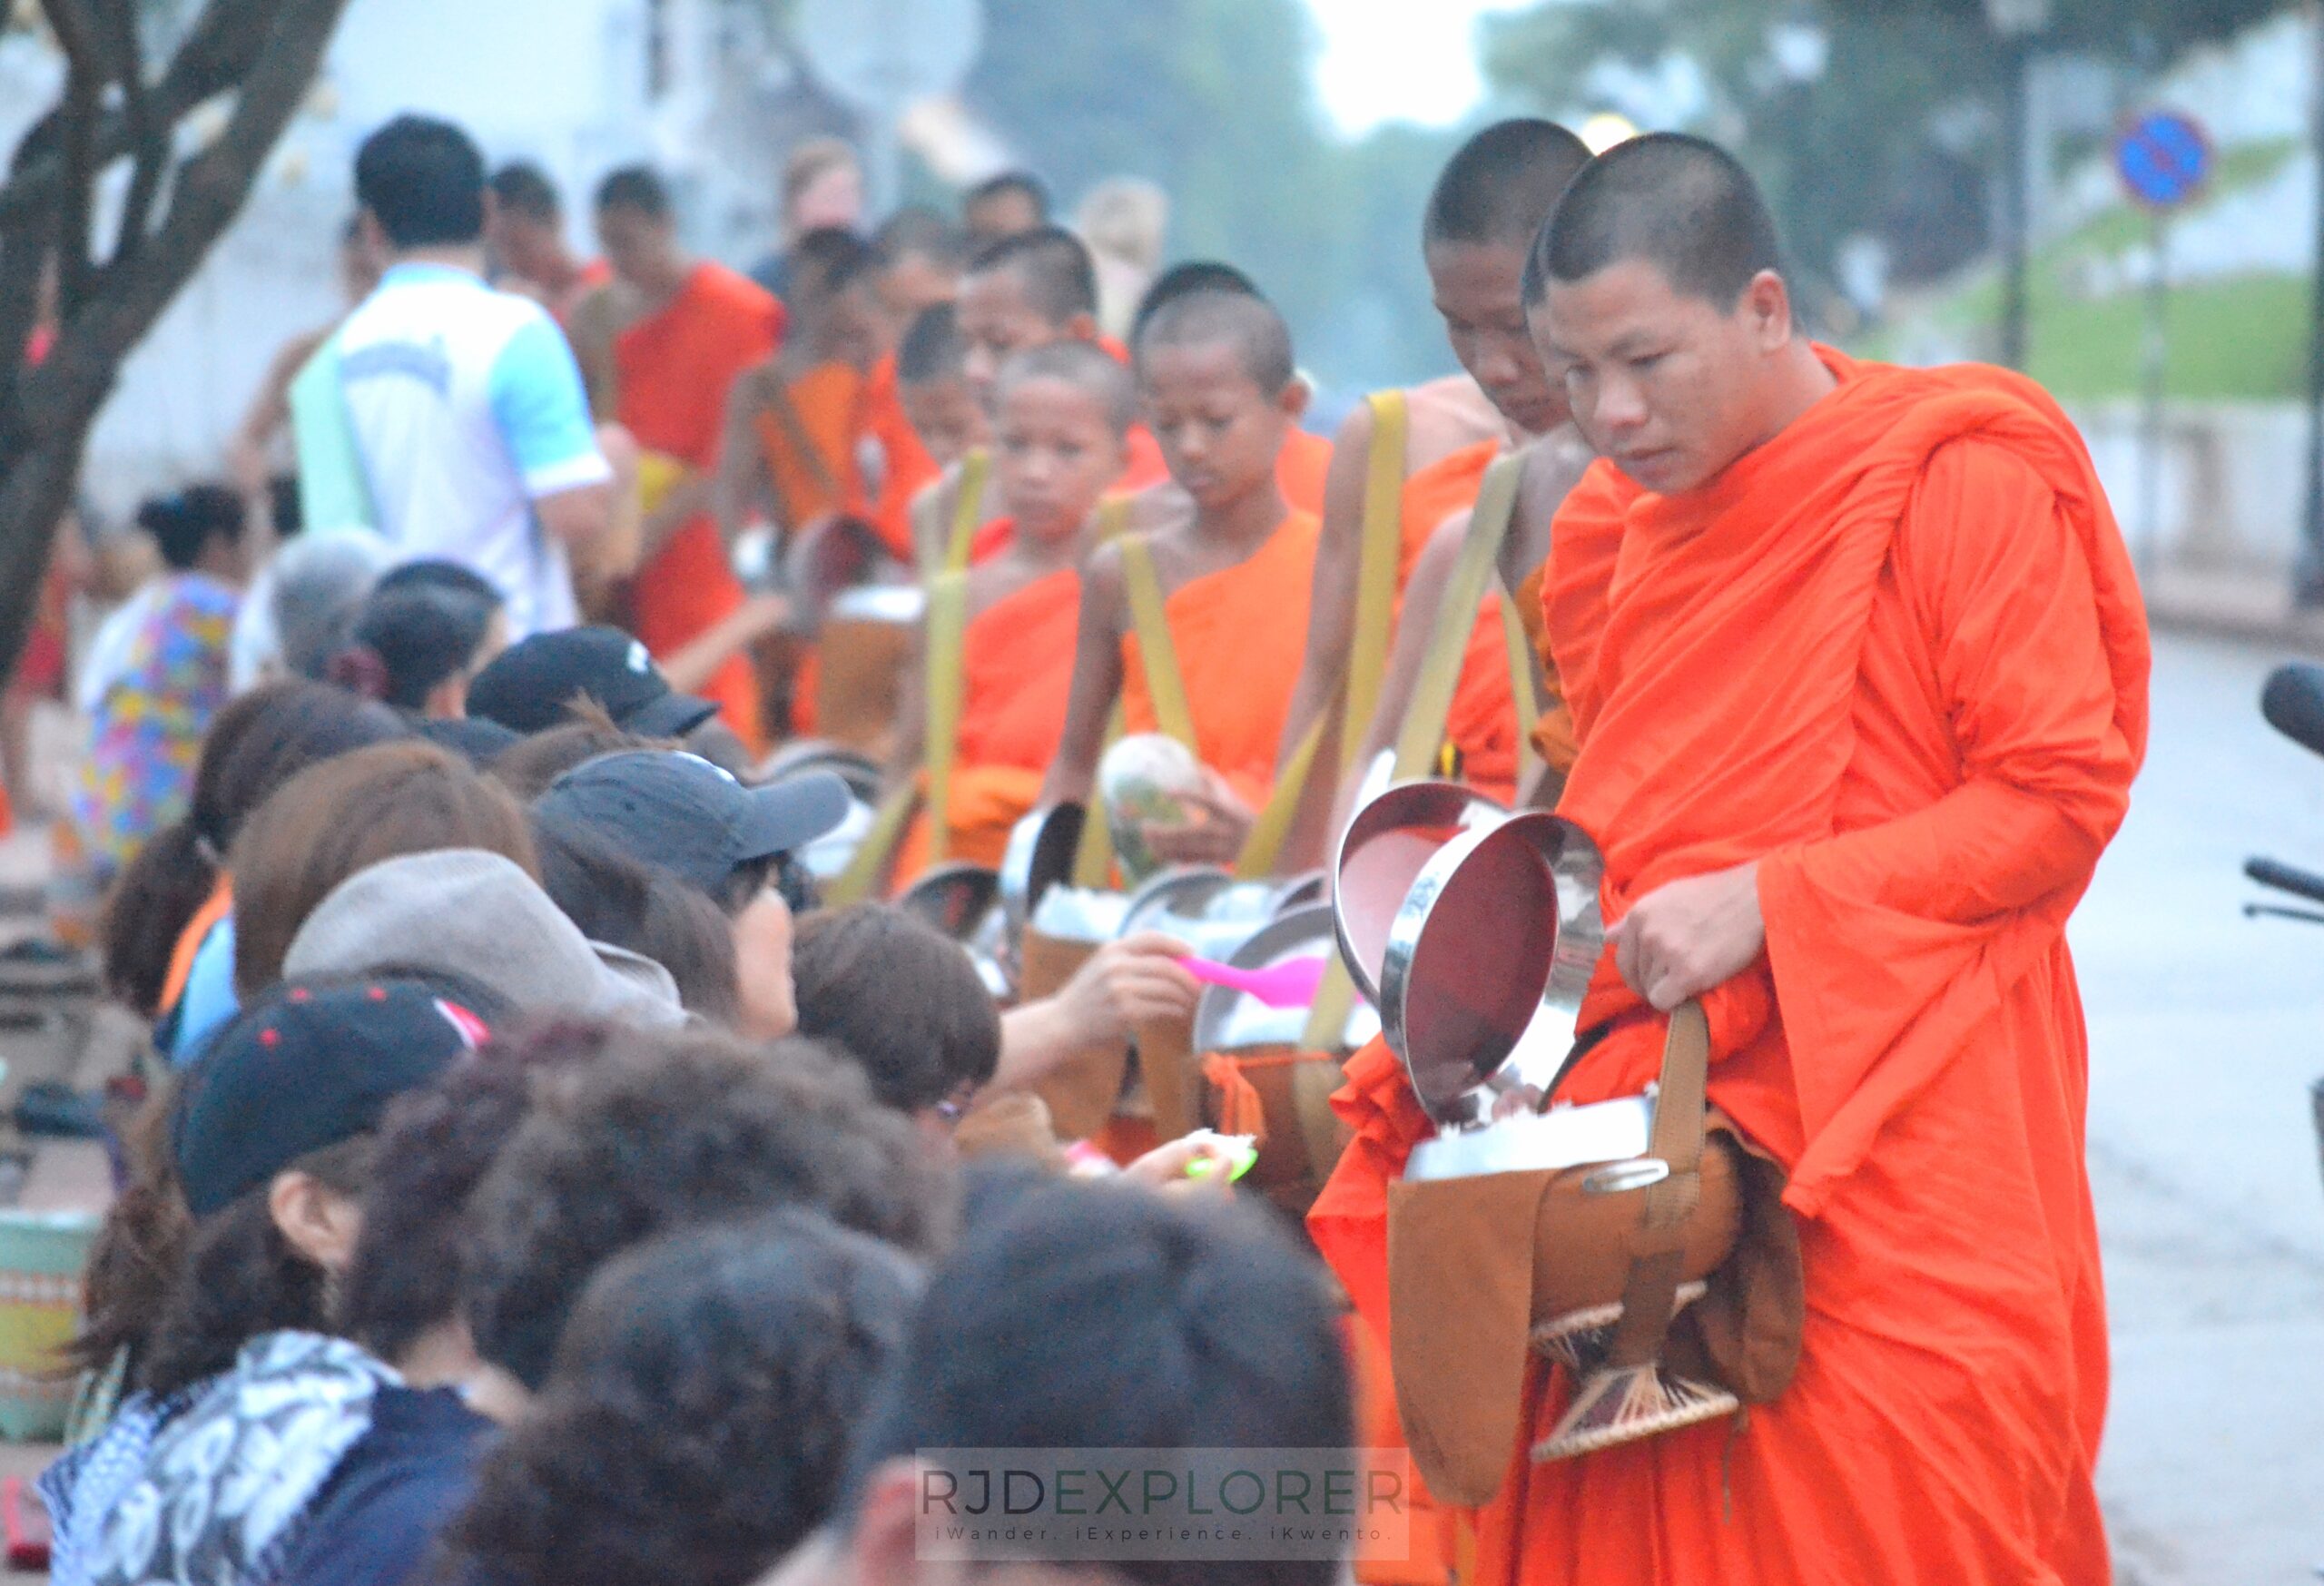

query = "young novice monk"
[[714, 230, 888, 552], [888, 341, 1131, 875], [1040, 290, 1317, 871], [956, 226, 1169, 490], [894, 303, 997, 576]]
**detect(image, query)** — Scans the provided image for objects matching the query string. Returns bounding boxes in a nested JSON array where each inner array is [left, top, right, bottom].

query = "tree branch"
[[99, 0, 168, 271]]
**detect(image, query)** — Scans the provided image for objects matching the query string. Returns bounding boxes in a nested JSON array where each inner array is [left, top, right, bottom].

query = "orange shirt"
[[1120, 512, 1320, 812], [1315, 353, 2149, 1586]]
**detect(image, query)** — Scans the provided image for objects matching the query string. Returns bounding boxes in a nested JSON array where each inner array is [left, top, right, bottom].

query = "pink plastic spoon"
[[1179, 954, 1328, 1010]]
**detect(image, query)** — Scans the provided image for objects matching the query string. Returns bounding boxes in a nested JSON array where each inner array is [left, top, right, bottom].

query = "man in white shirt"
[[336, 115, 612, 639]]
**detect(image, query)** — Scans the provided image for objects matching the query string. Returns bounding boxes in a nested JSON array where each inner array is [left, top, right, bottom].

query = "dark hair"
[[268, 474, 302, 538], [100, 682, 407, 1015], [374, 557, 504, 606], [230, 740, 539, 997], [135, 485, 244, 572], [966, 225, 1097, 322], [355, 113, 487, 249], [446, 1213, 920, 1586], [791, 904, 1000, 1112], [532, 813, 740, 1024], [595, 164, 672, 221], [1423, 117, 1591, 251], [843, 1182, 1351, 1586], [1134, 289, 1295, 396], [1529, 131, 1784, 309], [334, 1022, 600, 1365], [871, 205, 966, 269], [964, 170, 1050, 224], [1131, 259, 1259, 344], [487, 701, 668, 800], [71, 1079, 192, 1375], [462, 1027, 951, 1389], [489, 161, 561, 224], [792, 225, 875, 297], [897, 301, 965, 384], [139, 1130, 378, 1398], [330, 582, 500, 711]]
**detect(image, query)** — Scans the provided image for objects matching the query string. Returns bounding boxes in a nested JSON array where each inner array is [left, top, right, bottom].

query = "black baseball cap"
[[466, 626, 718, 738], [537, 751, 851, 901], [173, 978, 489, 1218]]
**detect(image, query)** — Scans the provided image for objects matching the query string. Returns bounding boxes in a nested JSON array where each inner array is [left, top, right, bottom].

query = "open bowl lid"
[[753, 740, 884, 803], [898, 862, 1002, 941], [1377, 813, 1602, 1128], [999, 803, 1087, 936], [1332, 781, 1509, 1005]]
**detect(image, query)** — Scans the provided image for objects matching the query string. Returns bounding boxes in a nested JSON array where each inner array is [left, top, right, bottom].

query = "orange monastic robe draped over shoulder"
[[895, 560, 1082, 881], [1315, 352, 2149, 1586], [1278, 428, 1334, 517], [756, 354, 936, 565], [1121, 512, 1319, 812], [1400, 442, 1523, 801], [615, 261, 781, 747]]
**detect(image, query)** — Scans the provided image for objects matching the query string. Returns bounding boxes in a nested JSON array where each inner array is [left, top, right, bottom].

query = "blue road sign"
[[2115, 110, 2211, 211]]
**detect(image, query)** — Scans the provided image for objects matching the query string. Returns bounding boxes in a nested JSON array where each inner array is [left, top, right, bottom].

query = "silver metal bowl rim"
[[1330, 779, 1508, 1004], [1190, 902, 1341, 1055]]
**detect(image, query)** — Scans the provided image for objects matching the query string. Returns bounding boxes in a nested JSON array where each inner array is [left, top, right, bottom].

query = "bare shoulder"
[[1403, 376, 1504, 468]]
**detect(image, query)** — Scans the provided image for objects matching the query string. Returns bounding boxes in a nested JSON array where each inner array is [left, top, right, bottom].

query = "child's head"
[[331, 563, 507, 718], [445, 1212, 920, 1586], [1133, 289, 1303, 515], [896, 304, 988, 468], [871, 207, 966, 325], [790, 903, 1002, 1135], [955, 226, 1099, 407], [138, 485, 247, 579], [789, 227, 884, 368], [990, 341, 1133, 547]]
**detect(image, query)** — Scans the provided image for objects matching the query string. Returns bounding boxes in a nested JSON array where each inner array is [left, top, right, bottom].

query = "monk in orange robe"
[[1315, 133, 2148, 1586], [888, 341, 1132, 882], [1041, 289, 1317, 865], [593, 167, 781, 749], [715, 229, 931, 565], [1272, 121, 1594, 867], [957, 225, 1169, 493]]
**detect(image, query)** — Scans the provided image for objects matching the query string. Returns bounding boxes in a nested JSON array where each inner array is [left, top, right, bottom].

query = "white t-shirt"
[[337, 262, 609, 639]]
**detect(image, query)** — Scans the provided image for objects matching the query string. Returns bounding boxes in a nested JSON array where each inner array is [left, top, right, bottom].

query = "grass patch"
[[2024, 271, 2309, 400]]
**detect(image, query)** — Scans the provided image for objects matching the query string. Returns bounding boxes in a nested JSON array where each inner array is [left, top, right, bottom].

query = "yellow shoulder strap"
[[1342, 389, 1409, 773], [829, 783, 916, 906], [917, 569, 972, 867], [1062, 501, 1145, 891], [1390, 453, 1524, 781], [940, 448, 993, 575], [1117, 534, 1197, 752]]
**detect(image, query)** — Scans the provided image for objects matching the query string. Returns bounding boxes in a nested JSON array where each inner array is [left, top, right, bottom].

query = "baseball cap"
[[173, 978, 488, 1218], [537, 751, 851, 901], [466, 626, 718, 738]]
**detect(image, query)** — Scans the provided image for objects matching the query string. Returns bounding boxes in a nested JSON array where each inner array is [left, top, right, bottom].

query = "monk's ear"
[[1064, 311, 1099, 344], [1277, 374, 1312, 423], [1741, 270, 1794, 352]]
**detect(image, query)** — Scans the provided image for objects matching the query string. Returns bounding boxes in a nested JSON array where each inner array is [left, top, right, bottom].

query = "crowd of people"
[[1, 69, 2151, 1586]]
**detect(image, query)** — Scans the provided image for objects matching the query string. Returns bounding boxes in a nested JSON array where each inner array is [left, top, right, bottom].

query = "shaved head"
[[995, 340, 1137, 435], [964, 225, 1098, 326], [1135, 289, 1295, 396], [1130, 260, 1260, 345], [792, 226, 874, 296], [1529, 133, 1783, 309], [1424, 118, 1591, 251]]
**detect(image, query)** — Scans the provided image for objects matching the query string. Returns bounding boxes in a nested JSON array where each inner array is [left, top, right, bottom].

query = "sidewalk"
[[2143, 566, 2324, 659]]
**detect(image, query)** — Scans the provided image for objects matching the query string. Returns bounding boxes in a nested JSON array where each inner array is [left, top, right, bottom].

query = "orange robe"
[[615, 261, 781, 747], [754, 360, 865, 531], [896, 557, 1081, 881], [1278, 428, 1334, 517], [1121, 512, 1319, 813], [1120, 424, 1171, 492], [1314, 352, 2150, 1585], [1398, 442, 1523, 802], [867, 352, 939, 561]]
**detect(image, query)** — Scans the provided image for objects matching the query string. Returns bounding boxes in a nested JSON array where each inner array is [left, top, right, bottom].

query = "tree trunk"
[[0, 0, 354, 685]]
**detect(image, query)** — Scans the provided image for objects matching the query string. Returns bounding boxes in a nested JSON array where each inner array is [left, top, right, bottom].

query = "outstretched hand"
[[1607, 860, 1764, 1011]]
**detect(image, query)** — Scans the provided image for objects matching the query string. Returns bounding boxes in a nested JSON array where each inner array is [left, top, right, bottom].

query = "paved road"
[[2082, 635, 2324, 1584]]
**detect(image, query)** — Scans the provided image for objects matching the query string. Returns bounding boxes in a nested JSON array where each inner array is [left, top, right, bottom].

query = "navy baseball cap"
[[537, 751, 852, 901], [466, 626, 718, 738], [173, 978, 489, 1218]]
